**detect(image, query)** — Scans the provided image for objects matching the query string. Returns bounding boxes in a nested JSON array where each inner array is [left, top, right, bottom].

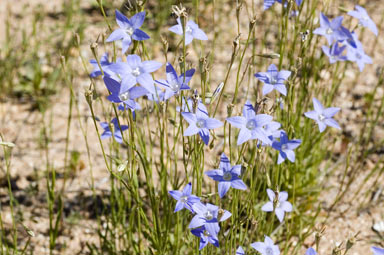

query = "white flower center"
[[169, 81, 181, 92], [126, 27, 134, 36], [119, 91, 130, 101], [185, 26, 192, 33], [223, 172, 232, 181], [362, 16, 369, 21], [203, 230, 210, 237], [180, 195, 188, 203], [270, 76, 277, 85], [131, 67, 141, 77], [204, 210, 213, 220], [266, 247, 274, 255], [355, 52, 362, 59], [318, 114, 325, 121], [281, 144, 288, 151], [326, 28, 333, 34], [196, 119, 206, 128], [246, 119, 257, 130]]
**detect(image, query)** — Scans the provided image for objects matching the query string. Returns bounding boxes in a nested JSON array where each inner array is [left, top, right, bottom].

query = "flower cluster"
[[313, 7, 376, 71], [87, 5, 378, 253], [169, 182, 232, 250]]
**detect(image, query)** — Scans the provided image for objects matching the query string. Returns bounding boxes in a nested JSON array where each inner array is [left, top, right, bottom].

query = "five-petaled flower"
[[169, 18, 208, 45], [191, 225, 219, 250], [345, 32, 372, 72], [155, 62, 194, 101], [251, 235, 280, 255], [226, 101, 273, 145], [205, 153, 247, 198], [304, 98, 341, 133], [272, 132, 301, 164], [261, 188, 293, 222], [322, 43, 347, 64], [106, 10, 150, 54], [348, 5, 378, 36], [255, 64, 291, 96], [313, 13, 350, 45], [189, 202, 231, 238], [103, 76, 147, 110], [110, 54, 162, 94], [100, 117, 128, 144], [181, 104, 223, 145], [168, 182, 200, 213]]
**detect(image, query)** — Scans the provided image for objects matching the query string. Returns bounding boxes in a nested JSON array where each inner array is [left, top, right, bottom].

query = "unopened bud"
[[249, 16, 257, 31], [233, 34, 241, 51], [218, 209, 224, 220], [90, 42, 98, 51], [227, 103, 234, 117], [74, 33, 80, 46]]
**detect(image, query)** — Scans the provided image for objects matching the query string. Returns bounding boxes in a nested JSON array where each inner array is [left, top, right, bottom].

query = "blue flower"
[[322, 43, 347, 64], [272, 132, 301, 164], [261, 189, 293, 222], [106, 10, 150, 54], [345, 32, 372, 72], [226, 101, 273, 145], [189, 202, 231, 238], [313, 13, 350, 45], [169, 18, 208, 45], [372, 246, 384, 255], [103, 76, 147, 110], [205, 153, 247, 198], [109, 54, 162, 94], [100, 117, 128, 144], [155, 62, 194, 101], [191, 226, 219, 250], [90, 53, 113, 78], [306, 247, 317, 255], [348, 5, 378, 36], [236, 246, 245, 255], [251, 235, 280, 255], [181, 104, 223, 145], [255, 64, 291, 96], [168, 182, 200, 213], [304, 98, 341, 133]]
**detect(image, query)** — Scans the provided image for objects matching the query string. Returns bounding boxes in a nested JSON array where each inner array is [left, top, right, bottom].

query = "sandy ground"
[[0, 0, 384, 254]]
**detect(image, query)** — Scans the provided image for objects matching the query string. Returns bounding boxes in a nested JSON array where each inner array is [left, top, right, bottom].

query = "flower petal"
[[226, 116, 246, 129], [141, 60, 162, 73], [199, 128, 210, 145], [130, 11, 146, 29], [106, 28, 126, 42], [275, 208, 285, 222], [137, 73, 156, 93], [169, 190, 182, 200], [261, 201, 274, 212], [231, 179, 247, 190], [312, 98, 324, 113], [218, 181, 231, 198], [132, 29, 150, 41]]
